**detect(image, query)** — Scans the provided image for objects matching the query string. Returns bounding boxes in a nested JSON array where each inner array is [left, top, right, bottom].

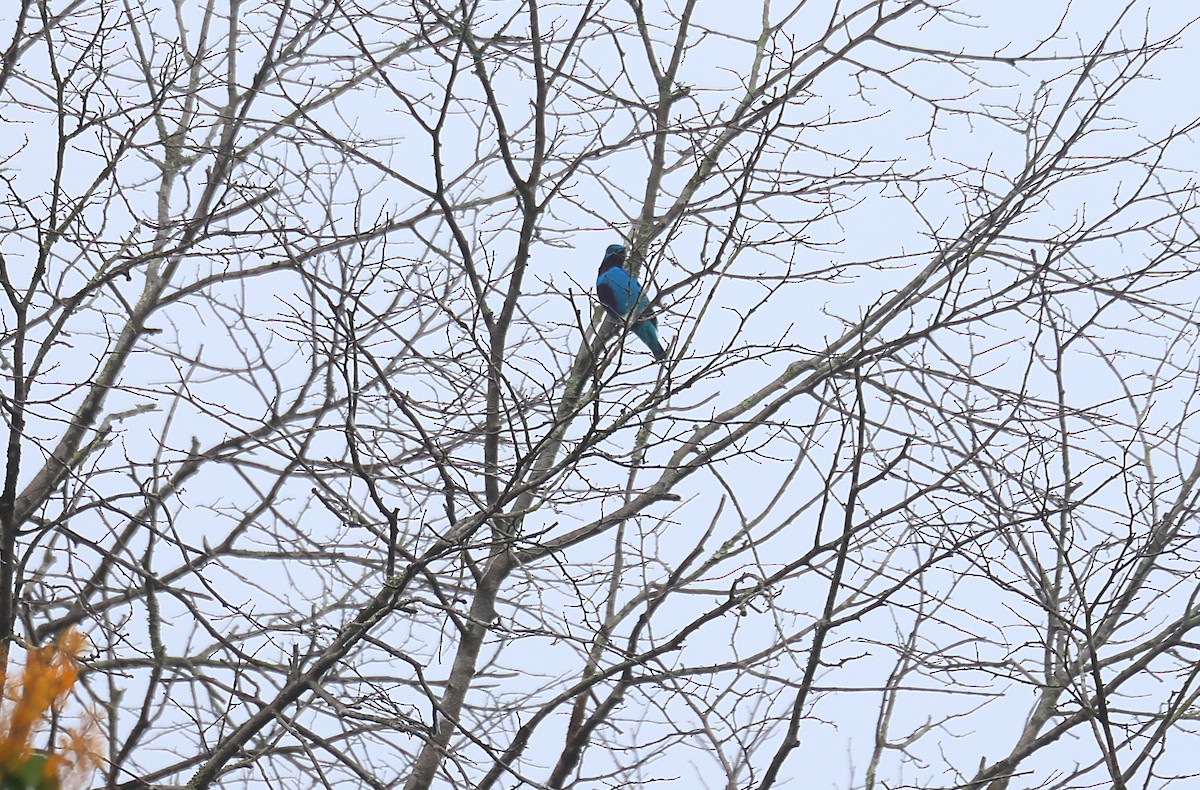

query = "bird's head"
[[600, 244, 626, 271]]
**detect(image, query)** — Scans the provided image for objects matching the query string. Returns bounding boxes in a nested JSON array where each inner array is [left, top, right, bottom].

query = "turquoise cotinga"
[[595, 244, 667, 361]]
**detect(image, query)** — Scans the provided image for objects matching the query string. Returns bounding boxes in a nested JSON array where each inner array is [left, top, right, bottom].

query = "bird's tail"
[[634, 322, 668, 362]]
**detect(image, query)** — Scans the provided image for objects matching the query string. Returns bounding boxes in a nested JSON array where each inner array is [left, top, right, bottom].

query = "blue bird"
[[595, 244, 667, 361]]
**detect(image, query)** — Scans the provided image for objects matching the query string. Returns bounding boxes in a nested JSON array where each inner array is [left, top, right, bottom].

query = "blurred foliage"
[[0, 630, 100, 790]]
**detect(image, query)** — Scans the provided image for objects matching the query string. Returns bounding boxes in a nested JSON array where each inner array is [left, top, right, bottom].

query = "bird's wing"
[[596, 280, 622, 318], [597, 268, 633, 315]]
